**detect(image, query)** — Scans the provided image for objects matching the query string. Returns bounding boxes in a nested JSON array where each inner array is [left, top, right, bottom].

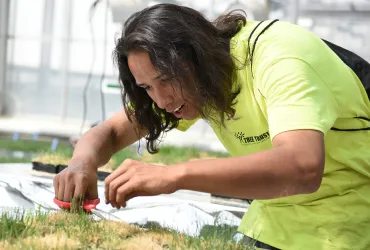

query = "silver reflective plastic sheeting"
[[0, 163, 247, 238]]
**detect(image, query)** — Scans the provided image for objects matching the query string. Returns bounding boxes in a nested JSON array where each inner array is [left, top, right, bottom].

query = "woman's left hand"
[[104, 159, 179, 208]]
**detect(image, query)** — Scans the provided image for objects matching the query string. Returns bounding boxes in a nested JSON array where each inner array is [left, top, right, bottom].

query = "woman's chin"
[[182, 111, 199, 120]]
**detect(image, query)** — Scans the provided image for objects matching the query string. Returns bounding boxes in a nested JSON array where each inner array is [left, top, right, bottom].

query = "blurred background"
[[0, 0, 370, 153]]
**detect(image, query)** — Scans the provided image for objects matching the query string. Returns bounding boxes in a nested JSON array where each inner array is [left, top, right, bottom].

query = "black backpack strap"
[[331, 117, 370, 132], [247, 20, 370, 132], [322, 39, 370, 99], [322, 40, 370, 132], [248, 19, 279, 78]]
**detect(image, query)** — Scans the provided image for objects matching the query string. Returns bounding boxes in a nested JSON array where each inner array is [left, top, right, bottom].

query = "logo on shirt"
[[234, 131, 270, 144]]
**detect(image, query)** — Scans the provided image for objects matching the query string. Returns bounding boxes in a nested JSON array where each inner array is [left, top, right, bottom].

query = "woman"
[[53, 4, 370, 249]]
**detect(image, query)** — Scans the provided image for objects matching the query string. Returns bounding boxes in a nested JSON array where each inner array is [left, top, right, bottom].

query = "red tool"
[[53, 197, 124, 221], [53, 197, 100, 213]]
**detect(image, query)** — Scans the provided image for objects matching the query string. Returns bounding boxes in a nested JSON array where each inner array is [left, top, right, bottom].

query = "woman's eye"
[[160, 76, 174, 83], [144, 86, 151, 91]]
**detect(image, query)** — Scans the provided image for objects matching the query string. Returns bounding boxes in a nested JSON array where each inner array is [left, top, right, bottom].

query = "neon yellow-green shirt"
[[178, 20, 370, 249]]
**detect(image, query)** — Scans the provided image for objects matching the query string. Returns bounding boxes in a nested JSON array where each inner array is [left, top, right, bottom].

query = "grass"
[[0, 140, 72, 154], [0, 208, 251, 250], [0, 140, 246, 249], [0, 139, 74, 165], [0, 139, 230, 170], [0, 157, 32, 164]]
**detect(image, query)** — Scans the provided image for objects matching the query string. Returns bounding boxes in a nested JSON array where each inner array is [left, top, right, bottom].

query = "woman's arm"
[[69, 109, 146, 171], [104, 129, 325, 207], [175, 129, 325, 199], [54, 109, 147, 202]]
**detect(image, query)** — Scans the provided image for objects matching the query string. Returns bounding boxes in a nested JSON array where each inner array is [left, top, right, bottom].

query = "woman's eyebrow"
[[153, 73, 168, 80], [136, 74, 166, 86]]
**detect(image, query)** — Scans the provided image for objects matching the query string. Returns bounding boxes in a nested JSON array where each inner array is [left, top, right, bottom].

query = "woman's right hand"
[[52, 109, 146, 204], [53, 163, 99, 202]]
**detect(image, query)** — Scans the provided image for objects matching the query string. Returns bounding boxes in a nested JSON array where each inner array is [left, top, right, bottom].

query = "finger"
[[105, 176, 110, 205], [105, 159, 138, 205], [107, 189, 119, 209], [105, 169, 126, 206], [57, 181, 65, 201], [64, 184, 75, 203], [86, 182, 99, 200], [53, 175, 59, 198], [73, 178, 88, 201], [70, 187, 85, 212], [116, 184, 135, 207], [108, 175, 130, 208], [104, 159, 139, 184]]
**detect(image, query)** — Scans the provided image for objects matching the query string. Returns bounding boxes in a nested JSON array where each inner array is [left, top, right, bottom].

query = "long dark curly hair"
[[113, 3, 246, 153]]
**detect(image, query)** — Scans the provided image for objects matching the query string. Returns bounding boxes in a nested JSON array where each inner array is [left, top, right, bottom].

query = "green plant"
[[1, 139, 230, 172]]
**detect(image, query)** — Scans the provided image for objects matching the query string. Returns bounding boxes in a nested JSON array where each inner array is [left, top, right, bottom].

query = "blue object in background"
[[136, 143, 144, 156], [12, 132, 20, 141], [32, 133, 39, 141], [51, 138, 59, 152]]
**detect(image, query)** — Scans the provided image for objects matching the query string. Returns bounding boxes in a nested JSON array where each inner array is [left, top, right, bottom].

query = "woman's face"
[[128, 50, 200, 120]]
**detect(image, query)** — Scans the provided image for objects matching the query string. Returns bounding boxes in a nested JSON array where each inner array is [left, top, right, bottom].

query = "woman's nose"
[[154, 85, 174, 110]]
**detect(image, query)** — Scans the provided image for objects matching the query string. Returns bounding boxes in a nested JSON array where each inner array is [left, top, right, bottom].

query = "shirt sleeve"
[[257, 58, 339, 139]]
